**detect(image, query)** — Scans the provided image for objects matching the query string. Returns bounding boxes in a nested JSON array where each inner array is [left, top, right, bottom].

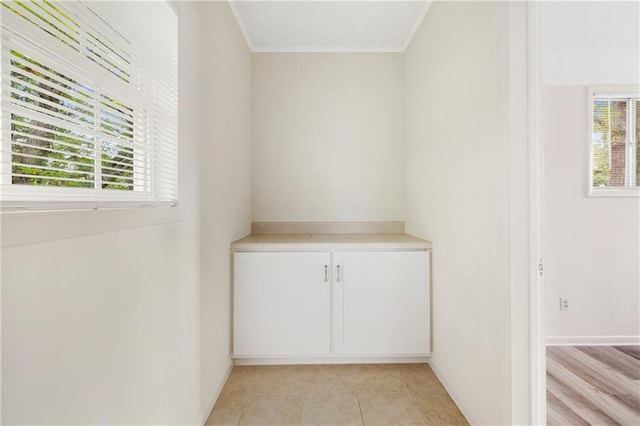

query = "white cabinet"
[[233, 250, 430, 359], [234, 252, 331, 356], [333, 251, 430, 355]]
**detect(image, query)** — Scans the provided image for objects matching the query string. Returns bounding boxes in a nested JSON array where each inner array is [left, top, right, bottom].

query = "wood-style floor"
[[205, 364, 468, 425], [547, 346, 640, 425]]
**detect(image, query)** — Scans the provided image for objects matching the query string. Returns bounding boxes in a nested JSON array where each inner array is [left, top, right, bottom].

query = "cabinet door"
[[234, 252, 331, 356], [333, 251, 430, 355]]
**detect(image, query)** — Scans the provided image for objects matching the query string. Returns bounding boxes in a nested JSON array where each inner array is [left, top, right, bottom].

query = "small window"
[[589, 88, 640, 197], [0, 1, 178, 211]]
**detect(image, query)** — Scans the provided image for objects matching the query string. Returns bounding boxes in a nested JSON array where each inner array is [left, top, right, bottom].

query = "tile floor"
[[205, 363, 468, 425]]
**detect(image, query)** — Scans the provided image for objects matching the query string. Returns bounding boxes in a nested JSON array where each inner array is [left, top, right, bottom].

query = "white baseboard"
[[193, 361, 233, 426], [428, 361, 476, 425], [233, 355, 430, 365], [546, 335, 640, 346]]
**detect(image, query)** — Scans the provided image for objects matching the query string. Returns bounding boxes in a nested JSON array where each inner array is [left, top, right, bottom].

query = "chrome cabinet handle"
[[336, 265, 341, 282], [324, 265, 328, 282]]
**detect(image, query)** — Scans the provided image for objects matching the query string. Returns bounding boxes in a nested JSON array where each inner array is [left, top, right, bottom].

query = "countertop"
[[231, 233, 432, 251]]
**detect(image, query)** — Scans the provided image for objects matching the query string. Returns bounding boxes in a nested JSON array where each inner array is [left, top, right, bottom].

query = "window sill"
[[1, 203, 187, 248], [588, 187, 640, 198]]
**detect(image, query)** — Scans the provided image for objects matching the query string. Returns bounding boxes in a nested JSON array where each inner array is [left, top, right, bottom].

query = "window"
[[589, 88, 640, 197], [0, 1, 178, 211]]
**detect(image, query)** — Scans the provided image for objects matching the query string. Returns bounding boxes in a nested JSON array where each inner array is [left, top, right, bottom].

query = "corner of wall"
[[193, 362, 233, 425]]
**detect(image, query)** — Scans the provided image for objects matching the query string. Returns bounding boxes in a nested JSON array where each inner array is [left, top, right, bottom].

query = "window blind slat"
[[11, 173, 93, 185], [6, 75, 95, 118], [7, 141, 95, 163], [1, 0, 178, 208], [13, 162, 94, 177], [12, 151, 95, 170]]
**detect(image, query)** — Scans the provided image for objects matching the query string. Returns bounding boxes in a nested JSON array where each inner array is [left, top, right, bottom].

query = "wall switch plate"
[[560, 298, 570, 311]]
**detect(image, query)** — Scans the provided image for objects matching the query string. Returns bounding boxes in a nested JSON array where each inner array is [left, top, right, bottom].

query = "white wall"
[[543, 1, 640, 344], [0, 2, 252, 424], [404, 1, 512, 424], [251, 53, 405, 222], [2, 220, 201, 425], [543, 1, 640, 85], [198, 0, 252, 416], [0, 5, 202, 422], [544, 86, 640, 343]]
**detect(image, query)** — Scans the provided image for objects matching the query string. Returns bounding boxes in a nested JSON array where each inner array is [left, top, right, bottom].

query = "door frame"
[[527, 1, 546, 423], [508, 1, 545, 424]]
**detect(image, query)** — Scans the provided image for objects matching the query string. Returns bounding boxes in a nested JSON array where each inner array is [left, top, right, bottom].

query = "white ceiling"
[[542, 1, 639, 85], [543, 1, 639, 49], [229, 1, 432, 52]]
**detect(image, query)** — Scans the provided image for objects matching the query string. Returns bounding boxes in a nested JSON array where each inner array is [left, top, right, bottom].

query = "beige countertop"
[[231, 233, 432, 251]]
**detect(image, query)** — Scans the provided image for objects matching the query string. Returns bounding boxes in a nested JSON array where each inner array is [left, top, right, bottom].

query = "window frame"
[[0, 1, 179, 212], [587, 85, 640, 198]]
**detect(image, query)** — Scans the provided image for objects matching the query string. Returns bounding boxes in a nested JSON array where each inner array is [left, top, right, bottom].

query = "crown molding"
[[228, 1, 255, 51], [228, 0, 433, 54], [402, 0, 433, 51]]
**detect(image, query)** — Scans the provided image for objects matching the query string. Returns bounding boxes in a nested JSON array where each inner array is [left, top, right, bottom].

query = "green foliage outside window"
[[9, 50, 135, 190], [592, 99, 629, 188]]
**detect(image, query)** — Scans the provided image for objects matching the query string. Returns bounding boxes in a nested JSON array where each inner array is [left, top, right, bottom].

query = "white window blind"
[[590, 90, 640, 196], [0, 0, 178, 211]]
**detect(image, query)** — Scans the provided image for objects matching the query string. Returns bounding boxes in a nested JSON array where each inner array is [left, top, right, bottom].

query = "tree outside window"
[[591, 92, 639, 194]]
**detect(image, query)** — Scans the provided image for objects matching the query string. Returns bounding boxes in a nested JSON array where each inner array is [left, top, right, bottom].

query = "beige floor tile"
[[398, 363, 431, 371], [206, 364, 464, 426], [232, 366, 258, 375], [329, 364, 377, 382], [400, 364, 438, 381], [219, 374, 253, 400], [304, 375, 355, 395], [414, 395, 468, 425], [302, 392, 363, 425], [302, 365, 357, 394], [356, 370, 411, 396], [239, 395, 304, 425], [375, 363, 414, 372], [205, 396, 246, 426], [251, 366, 309, 396], [402, 365, 449, 399], [358, 393, 425, 425], [405, 378, 450, 398]]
